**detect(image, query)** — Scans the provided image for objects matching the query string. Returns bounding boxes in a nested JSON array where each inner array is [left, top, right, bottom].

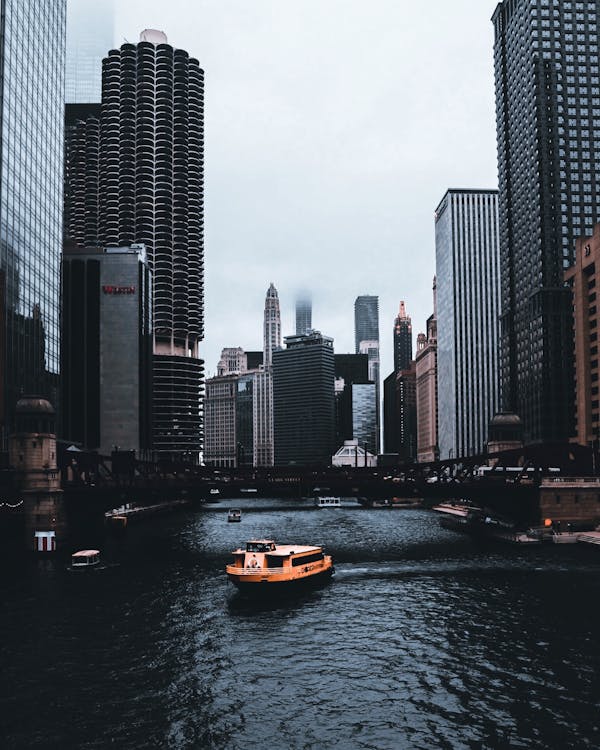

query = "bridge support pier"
[[9, 397, 66, 553]]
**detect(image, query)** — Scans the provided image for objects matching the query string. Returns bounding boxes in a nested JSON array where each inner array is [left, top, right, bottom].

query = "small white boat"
[[228, 508, 242, 522], [209, 488, 220, 496], [315, 496, 341, 508], [68, 549, 115, 572]]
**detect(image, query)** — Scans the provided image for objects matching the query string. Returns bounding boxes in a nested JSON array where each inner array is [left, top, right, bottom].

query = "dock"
[[105, 499, 190, 527]]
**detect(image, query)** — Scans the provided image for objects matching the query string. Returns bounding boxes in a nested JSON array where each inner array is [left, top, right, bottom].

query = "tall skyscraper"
[[295, 294, 312, 335], [263, 283, 282, 367], [435, 189, 500, 459], [66, 0, 115, 103], [383, 364, 417, 460], [384, 300, 415, 458], [64, 31, 205, 460], [273, 332, 335, 466], [253, 283, 281, 466], [493, 1, 600, 443], [393, 302, 412, 373], [0, 0, 66, 445], [416, 278, 438, 463], [354, 295, 379, 354]]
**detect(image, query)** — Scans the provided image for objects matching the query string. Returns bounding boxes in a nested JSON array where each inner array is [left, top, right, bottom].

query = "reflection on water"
[[2, 503, 600, 749]]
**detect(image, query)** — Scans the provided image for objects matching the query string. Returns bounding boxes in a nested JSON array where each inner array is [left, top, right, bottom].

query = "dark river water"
[[2, 500, 600, 749]]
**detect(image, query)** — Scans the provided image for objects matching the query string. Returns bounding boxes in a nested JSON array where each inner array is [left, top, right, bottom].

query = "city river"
[[2, 501, 600, 749]]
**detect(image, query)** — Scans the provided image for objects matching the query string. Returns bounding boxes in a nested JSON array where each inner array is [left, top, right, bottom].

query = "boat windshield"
[[246, 542, 275, 553]]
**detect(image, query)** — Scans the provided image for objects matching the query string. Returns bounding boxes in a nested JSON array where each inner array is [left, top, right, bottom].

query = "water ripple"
[[2, 507, 600, 748]]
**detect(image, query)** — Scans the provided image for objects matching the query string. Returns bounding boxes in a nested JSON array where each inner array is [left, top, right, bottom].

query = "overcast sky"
[[113, 0, 500, 378]]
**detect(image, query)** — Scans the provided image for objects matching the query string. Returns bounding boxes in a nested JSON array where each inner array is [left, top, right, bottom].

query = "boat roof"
[[268, 545, 321, 556], [235, 542, 321, 556], [72, 549, 100, 557]]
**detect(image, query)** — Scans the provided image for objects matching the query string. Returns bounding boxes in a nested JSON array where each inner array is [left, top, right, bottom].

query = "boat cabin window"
[[265, 555, 284, 567], [292, 551, 324, 566], [72, 553, 99, 565], [246, 542, 275, 553]]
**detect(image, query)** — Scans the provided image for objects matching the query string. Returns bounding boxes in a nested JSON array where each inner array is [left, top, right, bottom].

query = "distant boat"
[[240, 488, 257, 494], [228, 508, 242, 522], [315, 496, 341, 508], [68, 549, 116, 572]]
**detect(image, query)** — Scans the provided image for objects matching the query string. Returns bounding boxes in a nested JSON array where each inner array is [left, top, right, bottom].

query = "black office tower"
[[493, 1, 600, 443], [273, 333, 335, 466], [61, 244, 152, 457], [393, 302, 412, 373], [64, 30, 204, 460]]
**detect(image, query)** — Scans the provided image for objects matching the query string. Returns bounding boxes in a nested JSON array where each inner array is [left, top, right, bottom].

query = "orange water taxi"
[[226, 539, 334, 593]]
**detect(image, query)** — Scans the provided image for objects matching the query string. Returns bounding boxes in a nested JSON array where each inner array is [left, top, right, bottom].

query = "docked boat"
[[226, 539, 334, 593], [315, 496, 341, 508], [433, 504, 541, 544], [228, 508, 242, 522]]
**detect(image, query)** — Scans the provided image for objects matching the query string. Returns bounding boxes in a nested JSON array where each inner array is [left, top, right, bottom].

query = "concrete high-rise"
[[66, 0, 115, 103], [493, 1, 600, 443], [217, 348, 248, 376], [393, 302, 412, 373], [565, 223, 600, 449], [0, 0, 66, 446], [204, 374, 238, 468], [435, 190, 500, 459], [416, 278, 438, 463], [295, 294, 312, 336], [273, 332, 335, 466], [64, 31, 205, 460]]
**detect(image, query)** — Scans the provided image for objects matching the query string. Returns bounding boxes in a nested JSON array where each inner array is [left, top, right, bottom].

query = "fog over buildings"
[[107, 0, 499, 377]]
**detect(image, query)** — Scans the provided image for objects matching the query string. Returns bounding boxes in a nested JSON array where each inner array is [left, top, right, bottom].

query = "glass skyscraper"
[[295, 294, 312, 335], [0, 0, 66, 444], [435, 190, 500, 459], [66, 0, 114, 103], [351, 383, 377, 456], [354, 295, 379, 353], [493, 0, 600, 443]]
